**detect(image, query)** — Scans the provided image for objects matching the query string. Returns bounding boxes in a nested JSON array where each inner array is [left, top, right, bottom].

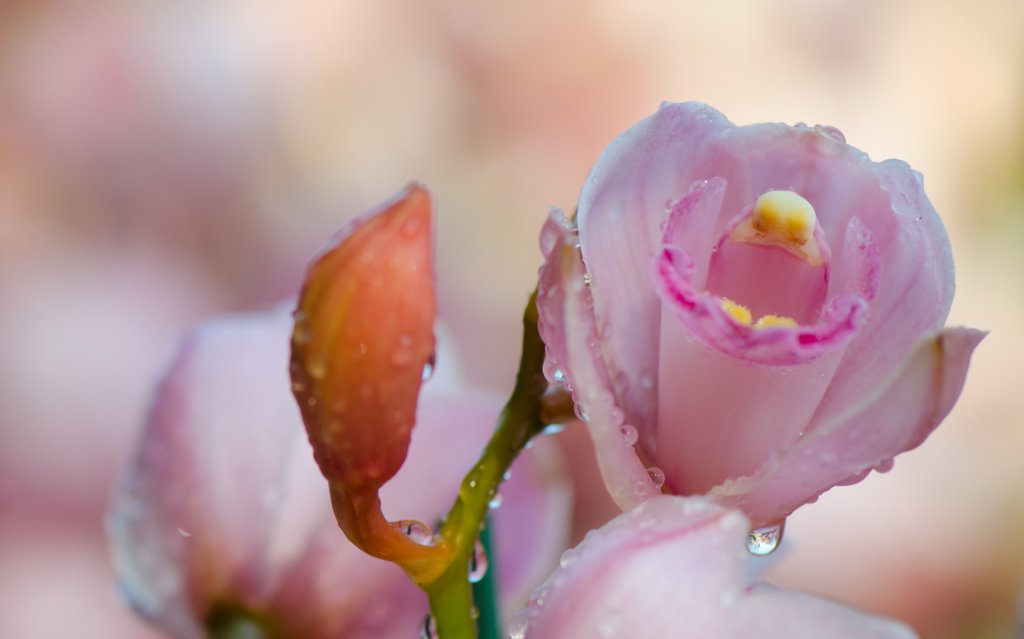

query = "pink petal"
[[538, 221, 658, 510], [514, 496, 915, 639], [573, 102, 738, 445], [812, 160, 956, 421], [654, 275, 849, 493], [712, 328, 985, 526]]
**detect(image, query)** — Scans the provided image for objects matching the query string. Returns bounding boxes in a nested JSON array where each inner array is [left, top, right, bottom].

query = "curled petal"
[[514, 496, 915, 639], [538, 219, 657, 510], [712, 328, 985, 525]]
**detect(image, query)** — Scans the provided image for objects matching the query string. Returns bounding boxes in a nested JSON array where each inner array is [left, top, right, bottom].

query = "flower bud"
[[291, 184, 436, 493]]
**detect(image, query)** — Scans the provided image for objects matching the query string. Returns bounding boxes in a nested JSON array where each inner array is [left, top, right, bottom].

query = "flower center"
[[706, 189, 828, 326], [729, 190, 823, 267]]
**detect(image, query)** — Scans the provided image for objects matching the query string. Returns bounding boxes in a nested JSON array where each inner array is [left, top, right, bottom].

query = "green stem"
[[425, 291, 549, 638], [472, 519, 501, 639]]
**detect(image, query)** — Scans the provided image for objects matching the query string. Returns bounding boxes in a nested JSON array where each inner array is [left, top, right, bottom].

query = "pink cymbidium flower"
[[538, 101, 983, 526], [510, 495, 916, 639], [107, 308, 571, 638]]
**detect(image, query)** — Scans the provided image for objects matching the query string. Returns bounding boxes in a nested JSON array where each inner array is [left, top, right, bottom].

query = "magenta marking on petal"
[[652, 246, 865, 366]]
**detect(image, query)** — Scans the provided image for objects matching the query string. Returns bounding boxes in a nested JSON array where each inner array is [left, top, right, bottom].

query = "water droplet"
[[177, 527, 191, 538], [633, 480, 652, 498], [290, 380, 305, 393], [508, 611, 531, 639], [640, 374, 654, 390], [542, 423, 565, 435], [646, 467, 665, 488], [816, 124, 846, 143], [559, 547, 577, 568], [468, 540, 488, 583], [397, 520, 435, 546], [292, 324, 310, 345], [391, 349, 412, 367], [582, 273, 592, 287], [306, 353, 328, 380], [488, 491, 504, 509], [422, 353, 436, 381], [419, 614, 438, 639], [747, 521, 785, 556], [620, 424, 638, 446], [552, 368, 566, 383], [306, 396, 318, 407]]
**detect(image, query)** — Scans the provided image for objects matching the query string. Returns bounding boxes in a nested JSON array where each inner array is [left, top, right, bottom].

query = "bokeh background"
[[1, 1, 1022, 637]]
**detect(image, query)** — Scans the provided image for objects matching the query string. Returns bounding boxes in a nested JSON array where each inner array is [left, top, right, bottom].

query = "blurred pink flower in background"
[[107, 308, 571, 637], [538, 102, 982, 527], [511, 495, 915, 639]]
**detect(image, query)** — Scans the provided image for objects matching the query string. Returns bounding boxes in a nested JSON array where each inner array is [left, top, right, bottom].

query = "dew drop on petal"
[[508, 611, 531, 639], [620, 424, 639, 446], [747, 520, 785, 556], [646, 466, 665, 488], [559, 547, 577, 568], [397, 520, 435, 546], [468, 540, 488, 583]]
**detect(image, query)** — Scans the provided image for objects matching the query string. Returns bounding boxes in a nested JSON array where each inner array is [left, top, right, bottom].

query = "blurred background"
[[1, 0, 1022, 637]]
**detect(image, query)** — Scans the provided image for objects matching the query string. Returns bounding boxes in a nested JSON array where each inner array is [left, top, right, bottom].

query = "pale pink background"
[[1, 1, 1021, 637]]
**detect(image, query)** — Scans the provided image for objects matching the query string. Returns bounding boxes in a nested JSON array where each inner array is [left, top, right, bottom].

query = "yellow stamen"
[[720, 298, 752, 324], [755, 314, 798, 328], [752, 191, 816, 245]]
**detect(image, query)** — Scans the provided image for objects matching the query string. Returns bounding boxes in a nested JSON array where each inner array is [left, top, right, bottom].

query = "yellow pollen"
[[720, 298, 752, 324], [755, 314, 798, 328], [720, 298, 799, 329], [751, 190, 816, 246]]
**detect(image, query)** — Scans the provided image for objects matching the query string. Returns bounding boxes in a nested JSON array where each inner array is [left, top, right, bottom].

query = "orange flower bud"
[[291, 184, 436, 493]]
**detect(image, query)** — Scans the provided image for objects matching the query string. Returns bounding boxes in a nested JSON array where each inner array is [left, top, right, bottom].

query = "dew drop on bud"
[[468, 540, 488, 583], [397, 520, 434, 546], [620, 424, 639, 446], [747, 521, 785, 556], [422, 353, 436, 381], [419, 614, 438, 639]]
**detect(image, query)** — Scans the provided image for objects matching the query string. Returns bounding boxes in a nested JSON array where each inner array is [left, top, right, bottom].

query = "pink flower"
[[509, 495, 916, 639], [538, 101, 983, 526], [107, 308, 571, 638]]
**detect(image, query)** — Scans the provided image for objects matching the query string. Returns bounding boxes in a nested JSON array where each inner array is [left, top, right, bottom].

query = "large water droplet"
[[468, 540, 488, 583], [419, 614, 438, 639], [397, 520, 435, 546], [747, 521, 785, 556], [620, 424, 639, 446]]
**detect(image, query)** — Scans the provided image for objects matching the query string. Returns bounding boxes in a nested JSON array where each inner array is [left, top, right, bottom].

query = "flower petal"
[[712, 328, 985, 525], [514, 496, 915, 639], [812, 160, 956, 422], [575, 102, 737, 444], [538, 220, 657, 510]]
